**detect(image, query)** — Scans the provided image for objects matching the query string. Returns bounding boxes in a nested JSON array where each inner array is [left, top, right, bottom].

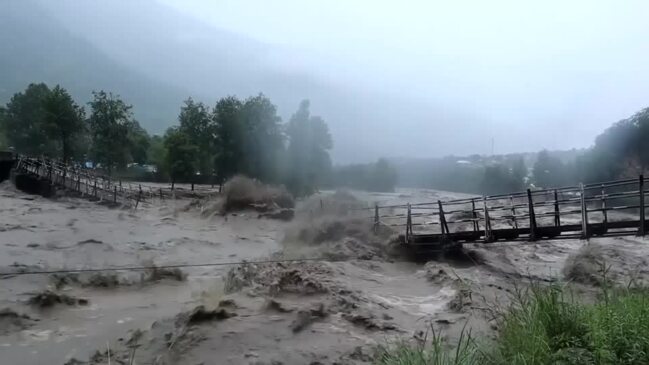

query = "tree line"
[[393, 105, 649, 195], [0, 83, 399, 195]]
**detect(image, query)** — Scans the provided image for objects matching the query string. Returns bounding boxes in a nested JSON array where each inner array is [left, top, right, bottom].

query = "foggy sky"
[[21, 0, 649, 163], [160, 0, 649, 155]]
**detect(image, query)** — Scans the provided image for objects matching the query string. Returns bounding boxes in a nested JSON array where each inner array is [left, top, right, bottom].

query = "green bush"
[[377, 284, 649, 365]]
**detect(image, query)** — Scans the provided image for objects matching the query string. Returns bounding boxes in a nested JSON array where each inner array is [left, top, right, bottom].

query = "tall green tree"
[[42, 85, 86, 161], [164, 127, 198, 188], [285, 100, 333, 196], [213, 96, 244, 182], [2, 83, 56, 156], [147, 134, 167, 176], [126, 120, 150, 164], [239, 94, 284, 182], [88, 91, 133, 174], [178, 98, 213, 177]]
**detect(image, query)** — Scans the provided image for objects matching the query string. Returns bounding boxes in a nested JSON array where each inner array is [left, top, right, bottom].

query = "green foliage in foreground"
[[377, 284, 649, 365]]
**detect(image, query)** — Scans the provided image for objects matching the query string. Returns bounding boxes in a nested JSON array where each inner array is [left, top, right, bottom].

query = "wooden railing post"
[[639, 175, 645, 237], [373, 204, 379, 233], [601, 185, 608, 231], [580, 183, 589, 239], [483, 197, 492, 242], [554, 189, 561, 227], [405, 203, 412, 243], [471, 198, 478, 232], [527, 189, 537, 241], [510, 195, 518, 229], [438, 200, 449, 236]]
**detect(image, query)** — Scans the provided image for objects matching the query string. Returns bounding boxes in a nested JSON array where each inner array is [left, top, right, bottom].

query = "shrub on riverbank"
[[377, 283, 649, 365]]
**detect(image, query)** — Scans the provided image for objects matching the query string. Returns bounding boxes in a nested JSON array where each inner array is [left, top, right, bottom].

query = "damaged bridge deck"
[[363, 176, 649, 253]]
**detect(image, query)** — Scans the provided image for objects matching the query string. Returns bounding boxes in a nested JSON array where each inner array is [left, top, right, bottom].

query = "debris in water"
[[342, 311, 397, 331], [265, 299, 294, 313], [0, 308, 37, 334], [183, 305, 237, 325], [291, 303, 327, 333], [28, 290, 89, 307]]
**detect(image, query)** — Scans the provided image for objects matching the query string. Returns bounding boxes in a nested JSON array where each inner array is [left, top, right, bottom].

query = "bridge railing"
[[357, 175, 649, 244], [14, 156, 202, 207]]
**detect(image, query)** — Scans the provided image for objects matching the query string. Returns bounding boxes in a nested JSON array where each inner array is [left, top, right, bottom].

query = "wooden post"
[[510, 195, 518, 229], [601, 185, 607, 230], [135, 189, 142, 209], [580, 183, 589, 239], [113, 186, 117, 203], [483, 197, 492, 242], [639, 175, 645, 237], [527, 189, 537, 241], [373, 204, 379, 233], [93, 180, 97, 197], [554, 189, 561, 227], [405, 203, 412, 243], [438, 200, 450, 236], [159, 188, 164, 201], [471, 199, 478, 232]]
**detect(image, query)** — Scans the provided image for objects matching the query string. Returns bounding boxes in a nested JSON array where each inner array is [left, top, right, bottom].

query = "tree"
[[88, 91, 133, 174], [2, 83, 56, 156], [178, 98, 213, 177], [126, 120, 150, 164], [239, 94, 284, 182], [0, 107, 7, 149], [164, 127, 198, 188], [285, 100, 333, 196], [510, 156, 527, 190], [533, 150, 566, 188], [331, 159, 398, 192], [213, 96, 244, 182], [370, 158, 398, 192], [42, 85, 86, 161]]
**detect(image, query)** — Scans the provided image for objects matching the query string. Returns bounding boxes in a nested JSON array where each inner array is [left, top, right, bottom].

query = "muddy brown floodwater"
[[1, 182, 649, 365]]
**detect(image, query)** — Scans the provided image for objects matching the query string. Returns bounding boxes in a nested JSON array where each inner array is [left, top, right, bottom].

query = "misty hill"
[[0, 1, 188, 132], [0, 0, 490, 162]]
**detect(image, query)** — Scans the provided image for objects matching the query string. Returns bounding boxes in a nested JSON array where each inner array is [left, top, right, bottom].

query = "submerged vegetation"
[[377, 282, 649, 365]]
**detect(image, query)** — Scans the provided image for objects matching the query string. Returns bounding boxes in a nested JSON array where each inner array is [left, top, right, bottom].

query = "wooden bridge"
[[366, 176, 649, 252], [11, 156, 174, 207]]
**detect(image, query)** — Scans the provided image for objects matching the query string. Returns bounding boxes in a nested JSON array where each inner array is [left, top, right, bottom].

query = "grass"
[[376, 324, 479, 365], [377, 281, 649, 365]]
